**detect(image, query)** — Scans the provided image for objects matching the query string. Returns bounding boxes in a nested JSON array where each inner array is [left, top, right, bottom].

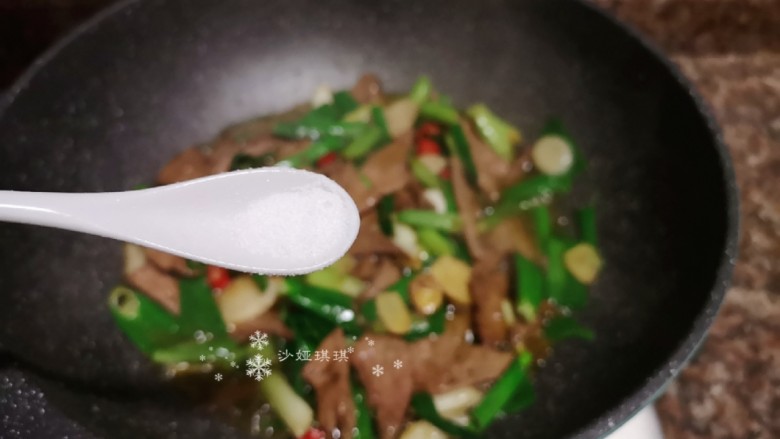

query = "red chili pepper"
[[315, 152, 338, 168], [416, 122, 441, 139], [300, 428, 326, 439], [439, 166, 452, 181], [415, 138, 442, 156], [206, 266, 230, 290]]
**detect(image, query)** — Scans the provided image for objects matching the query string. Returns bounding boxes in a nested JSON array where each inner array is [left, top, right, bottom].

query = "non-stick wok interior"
[[0, 0, 735, 438]]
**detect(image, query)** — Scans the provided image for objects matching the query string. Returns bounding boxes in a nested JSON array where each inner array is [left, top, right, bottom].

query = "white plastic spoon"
[[0, 168, 360, 275]]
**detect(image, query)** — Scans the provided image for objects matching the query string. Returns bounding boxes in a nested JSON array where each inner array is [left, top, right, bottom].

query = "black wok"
[[0, 0, 738, 438]]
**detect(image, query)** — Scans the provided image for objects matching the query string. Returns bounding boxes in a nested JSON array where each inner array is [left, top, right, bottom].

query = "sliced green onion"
[[420, 101, 460, 126], [305, 267, 365, 297], [471, 352, 533, 431], [409, 75, 433, 105], [272, 100, 366, 139], [466, 104, 521, 162], [531, 205, 552, 252], [417, 228, 457, 257], [441, 181, 458, 214], [411, 393, 478, 438], [108, 286, 181, 356], [283, 278, 360, 335], [541, 118, 586, 177], [275, 93, 357, 139], [500, 352, 536, 413], [397, 210, 463, 233], [282, 304, 336, 350], [371, 106, 390, 140], [546, 238, 588, 310], [151, 338, 242, 364], [404, 306, 447, 341], [252, 274, 269, 290], [577, 205, 598, 246], [445, 125, 478, 187], [500, 175, 572, 207], [280, 135, 345, 168], [178, 277, 229, 339], [333, 90, 359, 116], [562, 268, 589, 310], [260, 373, 314, 437], [411, 158, 442, 189], [341, 125, 384, 160], [360, 275, 412, 326], [352, 384, 376, 439], [545, 237, 568, 307], [514, 254, 545, 322], [387, 275, 413, 304], [230, 153, 275, 170], [532, 135, 574, 176], [377, 195, 395, 236]]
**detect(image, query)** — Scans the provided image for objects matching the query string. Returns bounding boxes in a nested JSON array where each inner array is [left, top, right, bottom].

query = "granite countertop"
[[1, 1, 778, 438]]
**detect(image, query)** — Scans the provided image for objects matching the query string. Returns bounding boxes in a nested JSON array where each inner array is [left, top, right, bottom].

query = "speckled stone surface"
[[1, 1, 778, 438], [594, 1, 780, 438]]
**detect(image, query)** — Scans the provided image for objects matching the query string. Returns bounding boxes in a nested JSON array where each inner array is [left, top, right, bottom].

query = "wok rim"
[[0, 1, 740, 438]]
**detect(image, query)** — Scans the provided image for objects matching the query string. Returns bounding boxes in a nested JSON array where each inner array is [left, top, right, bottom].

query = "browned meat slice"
[[450, 156, 487, 260], [238, 135, 279, 157], [349, 213, 403, 257], [360, 258, 402, 301], [157, 147, 214, 185], [143, 248, 193, 276], [207, 141, 242, 174], [503, 147, 532, 186], [275, 138, 312, 162], [230, 310, 293, 342], [350, 255, 383, 281], [484, 217, 541, 263], [125, 264, 179, 314], [361, 132, 413, 198], [460, 120, 511, 201], [440, 344, 514, 391], [302, 329, 356, 439], [469, 254, 509, 347], [410, 315, 513, 393], [351, 335, 414, 439], [351, 73, 384, 105], [227, 136, 311, 170], [408, 315, 470, 390], [324, 160, 375, 212], [508, 320, 531, 347], [393, 180, 431, 211]]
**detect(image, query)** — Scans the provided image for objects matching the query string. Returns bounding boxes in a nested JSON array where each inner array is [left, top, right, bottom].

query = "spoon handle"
[[0, 190, 76, 228], [0, 191, 118, 237]]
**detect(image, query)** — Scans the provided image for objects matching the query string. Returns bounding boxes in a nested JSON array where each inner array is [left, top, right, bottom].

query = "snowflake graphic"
[[393, 359, 403, 369], [214, 373, 223, 382], [246, 354, 272, 381], [230, 361, 236, 368], [372, 364, 384, 377], [366, 337, 375, 347], [347, 346, 355, 354], [249, 331, 269, 350], [199, 355, 206, 362]]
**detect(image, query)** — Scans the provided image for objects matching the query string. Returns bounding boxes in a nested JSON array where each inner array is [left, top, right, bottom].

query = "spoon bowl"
[[0, 168, 360, 274]]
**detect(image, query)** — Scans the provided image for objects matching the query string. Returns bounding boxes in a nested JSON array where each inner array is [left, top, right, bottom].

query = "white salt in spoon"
[[0, 168, 360, 275]]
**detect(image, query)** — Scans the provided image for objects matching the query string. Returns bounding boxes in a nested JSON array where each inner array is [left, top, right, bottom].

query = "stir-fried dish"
[[109, 74, 602, 439]]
